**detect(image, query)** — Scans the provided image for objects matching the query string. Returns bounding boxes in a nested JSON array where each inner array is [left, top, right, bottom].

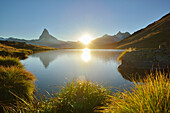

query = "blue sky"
[[0, 0, 169, 41]]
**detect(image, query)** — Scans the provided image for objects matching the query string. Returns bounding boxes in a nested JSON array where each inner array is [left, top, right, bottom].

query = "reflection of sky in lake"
[[21, 49, 132, 93]]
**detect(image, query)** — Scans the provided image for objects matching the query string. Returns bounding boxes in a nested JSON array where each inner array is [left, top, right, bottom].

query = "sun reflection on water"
[[81, 48, 91, 62]]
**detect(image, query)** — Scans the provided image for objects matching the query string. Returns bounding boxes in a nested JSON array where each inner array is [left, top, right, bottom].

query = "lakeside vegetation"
[[1, 70, 169, 113], [0, 41, 56, 112], [0, 41, 57, 59], [0, 56, 23, 68], [0, 66, 36, 103], [98, 72, 169, 113], [0, 41, 169, 112], [0, 56, 36, 112], [0, 41, 57, 52], [0, 43, 32, 59]]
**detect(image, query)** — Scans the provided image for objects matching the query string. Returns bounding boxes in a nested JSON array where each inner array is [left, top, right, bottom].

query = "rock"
[[119, 48, 170, 70], [159, 42, 168, 49]]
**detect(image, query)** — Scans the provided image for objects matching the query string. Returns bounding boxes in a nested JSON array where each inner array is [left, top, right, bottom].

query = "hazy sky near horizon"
[[0, 0, 170, 41]]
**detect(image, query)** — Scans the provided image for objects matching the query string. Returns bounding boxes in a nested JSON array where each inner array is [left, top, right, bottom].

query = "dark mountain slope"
[[116, 13, 170, 49]]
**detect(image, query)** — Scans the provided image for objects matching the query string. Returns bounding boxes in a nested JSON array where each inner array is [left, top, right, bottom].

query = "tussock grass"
[[0, 56, 23, 67], [0, 40, 57, 52], [0, 41, 56, 59], [54, 79, 110, 113], [0, 49, 31, 59], [1, 71, 169, 113], [2, 79, 110, 113], [98, 71, 170, 113], [0, 66, 36, 103]]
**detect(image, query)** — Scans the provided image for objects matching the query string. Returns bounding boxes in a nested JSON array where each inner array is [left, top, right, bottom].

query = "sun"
[[79, 34, 92, 45]]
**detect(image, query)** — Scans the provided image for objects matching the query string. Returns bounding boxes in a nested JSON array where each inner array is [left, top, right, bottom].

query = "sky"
[[0, 0, 170, 41]]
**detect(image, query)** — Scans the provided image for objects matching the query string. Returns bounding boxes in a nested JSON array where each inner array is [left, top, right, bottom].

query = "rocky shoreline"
[[119, 48, 170, 70], [118, 48, 170, 81]]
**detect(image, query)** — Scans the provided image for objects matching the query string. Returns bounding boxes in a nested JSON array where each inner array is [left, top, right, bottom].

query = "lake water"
[[21, 49, 132, 93]]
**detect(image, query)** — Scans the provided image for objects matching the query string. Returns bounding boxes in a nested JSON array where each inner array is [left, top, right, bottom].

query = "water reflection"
[[31, 49, 123, 68], [81, 48, 91, 62], [118, 65, 169, 82], [21, 49, 132, 93], [118, 66, 150, 82], [31, 51, 59, 68]]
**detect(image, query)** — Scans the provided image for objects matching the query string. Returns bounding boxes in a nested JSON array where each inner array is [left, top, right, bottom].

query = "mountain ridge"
[[116, 12, 170, 48], [0, 29, 130, 49], [1, 12, 169, 49], [89, 31, 130, 48]]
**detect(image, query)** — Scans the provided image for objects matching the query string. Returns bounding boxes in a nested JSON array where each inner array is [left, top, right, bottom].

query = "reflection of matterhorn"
[[31, 50, 59, 68], [31, 49, 122, 68]]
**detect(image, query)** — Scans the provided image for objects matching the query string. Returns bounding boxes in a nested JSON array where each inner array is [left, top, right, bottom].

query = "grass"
[[0, 40, 57, 52], [0, 40, 57, 59], [0, 56, 23, 68], [98, 71, 170, 113], [0, 66, 36, 104], [54, 79, 110, 113], [2, 71, 169, 113], [2, 79, 110, 113], [0, 40, 58, 112], [0, 43, 33, 59], [0, 51, 36, 112]]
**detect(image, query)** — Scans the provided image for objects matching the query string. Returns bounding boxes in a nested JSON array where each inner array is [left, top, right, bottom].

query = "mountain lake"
[[21, 49, 133, 93]]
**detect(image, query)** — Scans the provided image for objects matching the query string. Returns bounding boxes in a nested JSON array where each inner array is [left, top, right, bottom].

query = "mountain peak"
[[115, 31, 130, 41], [103, 34, 109, 37], [42, 28, 49, 35], [117, 31, 122, 35], [116, 31, 130, 36], [39, 28, 57, 41]]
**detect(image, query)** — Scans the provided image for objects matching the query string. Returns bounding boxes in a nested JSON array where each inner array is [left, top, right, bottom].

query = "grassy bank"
[[0, 41, 57, 59], [0, 56, 36, 113], [0, 56, 23, 68], [0, 43, 32, 59], [0, 56, 36, 103], [0, 41, 57, 112], [1, 71, 169, 113], [0, 41, 57, 52], [0, 66, 36, 103]]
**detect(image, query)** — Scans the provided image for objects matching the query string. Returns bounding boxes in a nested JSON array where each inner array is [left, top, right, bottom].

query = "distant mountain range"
[[89, 31, 130, 48], [0, 12, 169, 49], [0, 29, 130, 49], [0, 29, 84, 49]]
